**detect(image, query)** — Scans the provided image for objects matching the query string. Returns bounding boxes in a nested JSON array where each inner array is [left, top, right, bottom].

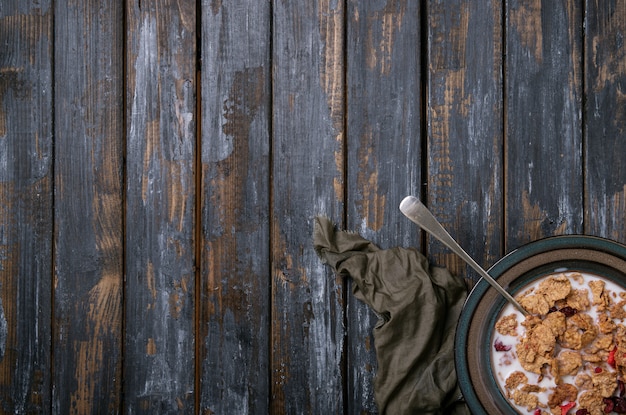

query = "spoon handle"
[[399, 196, 528, 316]]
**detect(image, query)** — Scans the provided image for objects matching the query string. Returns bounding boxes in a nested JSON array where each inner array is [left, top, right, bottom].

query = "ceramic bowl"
[[455, 235, 626, 414]]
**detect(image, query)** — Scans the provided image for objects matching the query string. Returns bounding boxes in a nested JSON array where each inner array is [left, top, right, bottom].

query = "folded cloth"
[[313, 216, 470, 415]]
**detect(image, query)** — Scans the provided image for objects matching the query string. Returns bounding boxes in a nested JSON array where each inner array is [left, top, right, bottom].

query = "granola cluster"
[[493, 272, 626, 415]]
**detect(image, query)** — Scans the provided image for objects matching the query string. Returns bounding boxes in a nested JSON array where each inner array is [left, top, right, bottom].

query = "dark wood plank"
[[505, 0, 583, 249], [426, 0, 504, 277], [271, 1, 346, 413], [0, 1, 52, 412], [584, 1, 626, 242], [124, 0, 197, 412], [345, 1, 421, 412], [199, 1, 271, 413], [53, 0, 124, 412]]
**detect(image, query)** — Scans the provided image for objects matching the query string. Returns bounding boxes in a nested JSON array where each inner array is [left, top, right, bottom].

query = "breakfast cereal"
[[491, 271, 626, 414]]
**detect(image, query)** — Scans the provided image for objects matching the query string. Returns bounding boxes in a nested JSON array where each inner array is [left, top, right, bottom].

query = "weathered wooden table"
[[1, 0, 625, 413]]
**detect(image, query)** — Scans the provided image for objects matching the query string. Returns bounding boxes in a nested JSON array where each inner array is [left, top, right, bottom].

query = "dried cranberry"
[[619, 379, 625, 397], [609, 346, 618, 368], [494, 340, 511, 352], [560, 306, 578, 317], [534, 409, 542, 415], [604, 397, 615, 413], [595, 367, 603, 373], [575, 409, 589, 415], [614, 397, 626, 413]]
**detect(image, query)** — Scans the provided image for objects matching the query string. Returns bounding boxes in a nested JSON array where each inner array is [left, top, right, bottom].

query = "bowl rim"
[[454, 234, 626, 414]]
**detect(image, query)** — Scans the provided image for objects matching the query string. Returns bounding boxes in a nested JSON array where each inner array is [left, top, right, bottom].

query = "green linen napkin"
[[313, 216, 471, 415]]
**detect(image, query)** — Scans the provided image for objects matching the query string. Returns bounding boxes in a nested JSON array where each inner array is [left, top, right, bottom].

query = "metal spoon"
[[399, 195, 529, 316]]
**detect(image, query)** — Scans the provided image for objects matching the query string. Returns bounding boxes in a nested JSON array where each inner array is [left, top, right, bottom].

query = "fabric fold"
[[313, 216, 470, 415]]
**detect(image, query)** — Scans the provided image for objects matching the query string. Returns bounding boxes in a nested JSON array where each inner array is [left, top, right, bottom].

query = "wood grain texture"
[[125, 0, 196, 412], [199, 0, 271, 413], [584, 0, 626, 242], [271, 1, 346, 413], [427, 0, 504, 277], [505, 0, 583, 249], [52, 0, 124, 412], [3, 1, 626, 413], [0, 1, 52, 412], [345, 1, 421, 412]]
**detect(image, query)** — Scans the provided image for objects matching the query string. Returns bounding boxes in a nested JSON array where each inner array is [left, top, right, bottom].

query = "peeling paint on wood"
[[52, 0, 123, 413], [346, 1, 421, 412], [201, 0, 271, 413], [272, 0, 346, 413], [347, 0, 420, 244], [318, 0, 345, 203], [427, 0, 503, 278], [0, 2, 53, 411], [318, 0, 344, 137], [505, 0, 583, 251], [585, 1, 626, 243], [509, 0, 543, 63], [431, 3, 469, 70], [364, 1, 407, 76], [125, 0, 196, 412], [356, 128, 386, 233]]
